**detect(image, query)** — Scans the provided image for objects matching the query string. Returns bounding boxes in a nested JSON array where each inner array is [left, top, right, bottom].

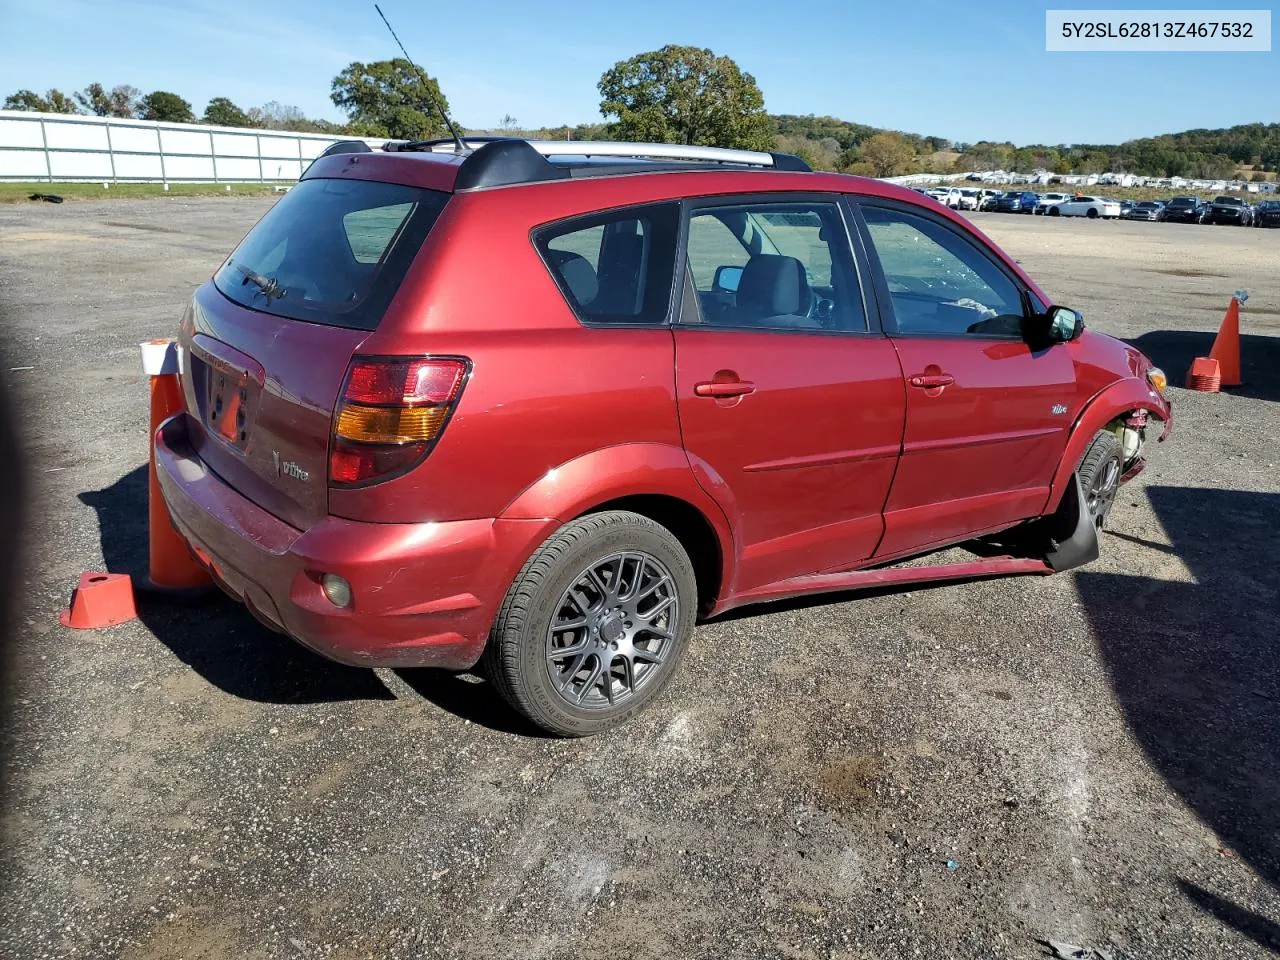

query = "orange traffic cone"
[[1185, 356, 1221, 392], [60, 572, 137, 629], [1208, 297, 1242, 388], [140, 339, 212, 593]]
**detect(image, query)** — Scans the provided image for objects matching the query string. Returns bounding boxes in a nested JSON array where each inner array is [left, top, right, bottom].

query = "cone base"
[[60, 572, 138, 629]]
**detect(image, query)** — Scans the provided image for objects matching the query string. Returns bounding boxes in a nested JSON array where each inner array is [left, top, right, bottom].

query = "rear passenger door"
[[673, 195, 905, 595]]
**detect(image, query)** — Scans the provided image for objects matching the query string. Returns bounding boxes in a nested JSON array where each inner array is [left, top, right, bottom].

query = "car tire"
[[1049, 207, 1060, 216], [1086, 208, 1099, 219], [483, 510, 698, 737], [1077, 430, 1123, 530]]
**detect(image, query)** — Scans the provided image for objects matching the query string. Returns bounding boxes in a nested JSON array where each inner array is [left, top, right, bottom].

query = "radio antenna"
[[374, 3, 466, 153]]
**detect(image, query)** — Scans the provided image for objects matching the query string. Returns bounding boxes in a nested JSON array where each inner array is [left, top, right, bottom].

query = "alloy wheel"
[[545, 552, 680, 710], [1086, 458, 1120, 527]]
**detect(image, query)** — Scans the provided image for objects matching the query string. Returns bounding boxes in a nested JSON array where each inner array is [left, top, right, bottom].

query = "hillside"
[[467, 117, 1280, 180], [774, 116, 1280, 179]]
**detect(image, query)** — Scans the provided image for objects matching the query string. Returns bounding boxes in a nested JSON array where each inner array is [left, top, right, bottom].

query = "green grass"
[[0, 181, 291, 203]]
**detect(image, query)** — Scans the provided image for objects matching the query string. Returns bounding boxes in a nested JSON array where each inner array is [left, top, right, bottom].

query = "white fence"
[[0, 111, 385, 183]]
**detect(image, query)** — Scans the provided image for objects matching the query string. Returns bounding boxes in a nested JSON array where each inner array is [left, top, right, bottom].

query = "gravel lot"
[[1, 198, 1278, 960]]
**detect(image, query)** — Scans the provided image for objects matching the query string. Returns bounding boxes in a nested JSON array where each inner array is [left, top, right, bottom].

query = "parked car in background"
[[1034, 192, 1072, 215], [1116, 200, 1136, 216], [1122, 200, 1165, 221], [152, 136, 1172, 735], [1159, 196, 1203, 223], [955, 189, 982, 211], [929, 187, 965, 209], [1253, 199, 1280, 227], [1056, 196, 1122, 219], [979, 191, 1005, 211], [1202, 195, 1253, 226], [992, 191, 1039, 213]]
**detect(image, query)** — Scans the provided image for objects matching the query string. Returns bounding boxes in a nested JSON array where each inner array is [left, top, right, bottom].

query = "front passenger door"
[[856, 201, 1077, 559]]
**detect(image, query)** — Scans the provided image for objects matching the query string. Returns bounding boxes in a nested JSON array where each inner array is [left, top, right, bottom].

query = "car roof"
[[302, 137, 815, 193], [297, 136, 973, 213]]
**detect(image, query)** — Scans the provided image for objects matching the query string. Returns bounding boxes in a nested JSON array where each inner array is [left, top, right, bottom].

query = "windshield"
[[1214, 196, 1242, 205], [213, 178, 449, 330]]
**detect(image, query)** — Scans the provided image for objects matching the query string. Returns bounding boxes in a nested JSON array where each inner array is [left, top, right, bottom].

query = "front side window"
[[860, 204, 1027, 337], [213, 178, 448, 330], [536, 203, 680, 325], [683, 201, 865, 332]]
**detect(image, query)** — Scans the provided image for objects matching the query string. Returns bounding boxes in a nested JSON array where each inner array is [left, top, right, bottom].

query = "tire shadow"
[[1178, 880, 1280, 954], [79, 465, 393, 705], [393, 669, 554, 738], [1076, 485, 1280, 948]]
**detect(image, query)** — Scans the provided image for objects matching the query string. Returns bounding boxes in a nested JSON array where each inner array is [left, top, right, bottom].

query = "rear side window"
[[683, 200, 865, 333], [535, 203, 680, 325], [213, 178, 448, 330]]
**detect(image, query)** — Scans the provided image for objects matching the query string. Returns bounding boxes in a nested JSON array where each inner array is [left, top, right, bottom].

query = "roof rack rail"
[[389, 135, 808, 170], [318, 140, 373, 158], [379, 138, 813, 189], [391, 137, 808, 170]]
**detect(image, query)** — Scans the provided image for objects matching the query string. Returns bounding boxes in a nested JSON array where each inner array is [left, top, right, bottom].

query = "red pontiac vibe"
[[155, 138, 1172, 735]]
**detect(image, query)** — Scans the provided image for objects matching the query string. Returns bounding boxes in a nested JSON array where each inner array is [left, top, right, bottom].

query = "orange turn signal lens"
[[335, 403, 448, 444]]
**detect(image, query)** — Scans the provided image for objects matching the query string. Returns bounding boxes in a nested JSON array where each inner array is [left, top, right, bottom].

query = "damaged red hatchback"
[[155, 138, 1172, 735]]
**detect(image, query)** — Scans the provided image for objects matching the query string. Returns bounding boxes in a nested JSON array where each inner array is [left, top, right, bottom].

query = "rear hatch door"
[[179, 176, 451, 530]]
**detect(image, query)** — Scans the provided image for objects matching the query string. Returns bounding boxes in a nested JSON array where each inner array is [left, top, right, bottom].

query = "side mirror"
[[1046, 305, 1085, 343], [713, 265, 743, 293], [1023, 306, 1084, 346]]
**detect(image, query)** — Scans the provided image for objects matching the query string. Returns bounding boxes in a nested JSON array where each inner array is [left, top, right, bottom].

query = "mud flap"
[[1043, 472, 1100, 573]]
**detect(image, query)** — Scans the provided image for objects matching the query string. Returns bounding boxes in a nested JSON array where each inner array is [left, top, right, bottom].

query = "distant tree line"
[[6, 55, 1274, 180], [2, 83, 346, 133], [950, 127, 1280, 179]]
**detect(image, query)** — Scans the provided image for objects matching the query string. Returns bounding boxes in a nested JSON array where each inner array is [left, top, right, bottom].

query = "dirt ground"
[[0, 199, 1278, 960]]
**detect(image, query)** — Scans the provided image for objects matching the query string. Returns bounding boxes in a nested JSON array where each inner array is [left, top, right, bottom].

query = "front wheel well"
[[575, 495, 723, 615]]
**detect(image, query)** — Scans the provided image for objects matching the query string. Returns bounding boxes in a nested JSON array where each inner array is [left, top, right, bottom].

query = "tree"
[[46, 90, 78, 114], [245, 101, 346, 134], [598, 45, 772, 150], [248, 101, 305, 130], [107, 85, 141, 118], [3, 89, 78, 113], [76, 83, 141, 118], [139, 91, 194, 123], [75, 83, 111, 115], [4, 90, 46, 111], [859, 131, 916, 177], [203, 97, 251, 127], [330, 59, 450, 140]]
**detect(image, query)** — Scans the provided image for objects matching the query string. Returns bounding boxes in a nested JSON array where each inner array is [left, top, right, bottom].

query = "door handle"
[[694, 380, 756, 398], [908, 373, 955, 389]]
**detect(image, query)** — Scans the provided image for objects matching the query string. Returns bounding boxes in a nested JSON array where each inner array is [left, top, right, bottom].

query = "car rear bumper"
[[154, 413, 555, 669]]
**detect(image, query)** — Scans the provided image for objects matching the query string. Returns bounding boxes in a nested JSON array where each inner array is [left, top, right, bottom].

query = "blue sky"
[[1, 0, 1275, 145]]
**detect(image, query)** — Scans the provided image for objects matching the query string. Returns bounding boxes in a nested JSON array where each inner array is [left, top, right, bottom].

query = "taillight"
[[329, 356, 469, 487]]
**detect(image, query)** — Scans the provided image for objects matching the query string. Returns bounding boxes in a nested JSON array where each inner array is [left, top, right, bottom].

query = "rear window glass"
[[535, 202, 680, 325], [213, 178, 448, 330]]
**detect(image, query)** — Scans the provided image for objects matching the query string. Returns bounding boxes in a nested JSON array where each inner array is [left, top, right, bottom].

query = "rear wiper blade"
[[235, 263, 286, 301]]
